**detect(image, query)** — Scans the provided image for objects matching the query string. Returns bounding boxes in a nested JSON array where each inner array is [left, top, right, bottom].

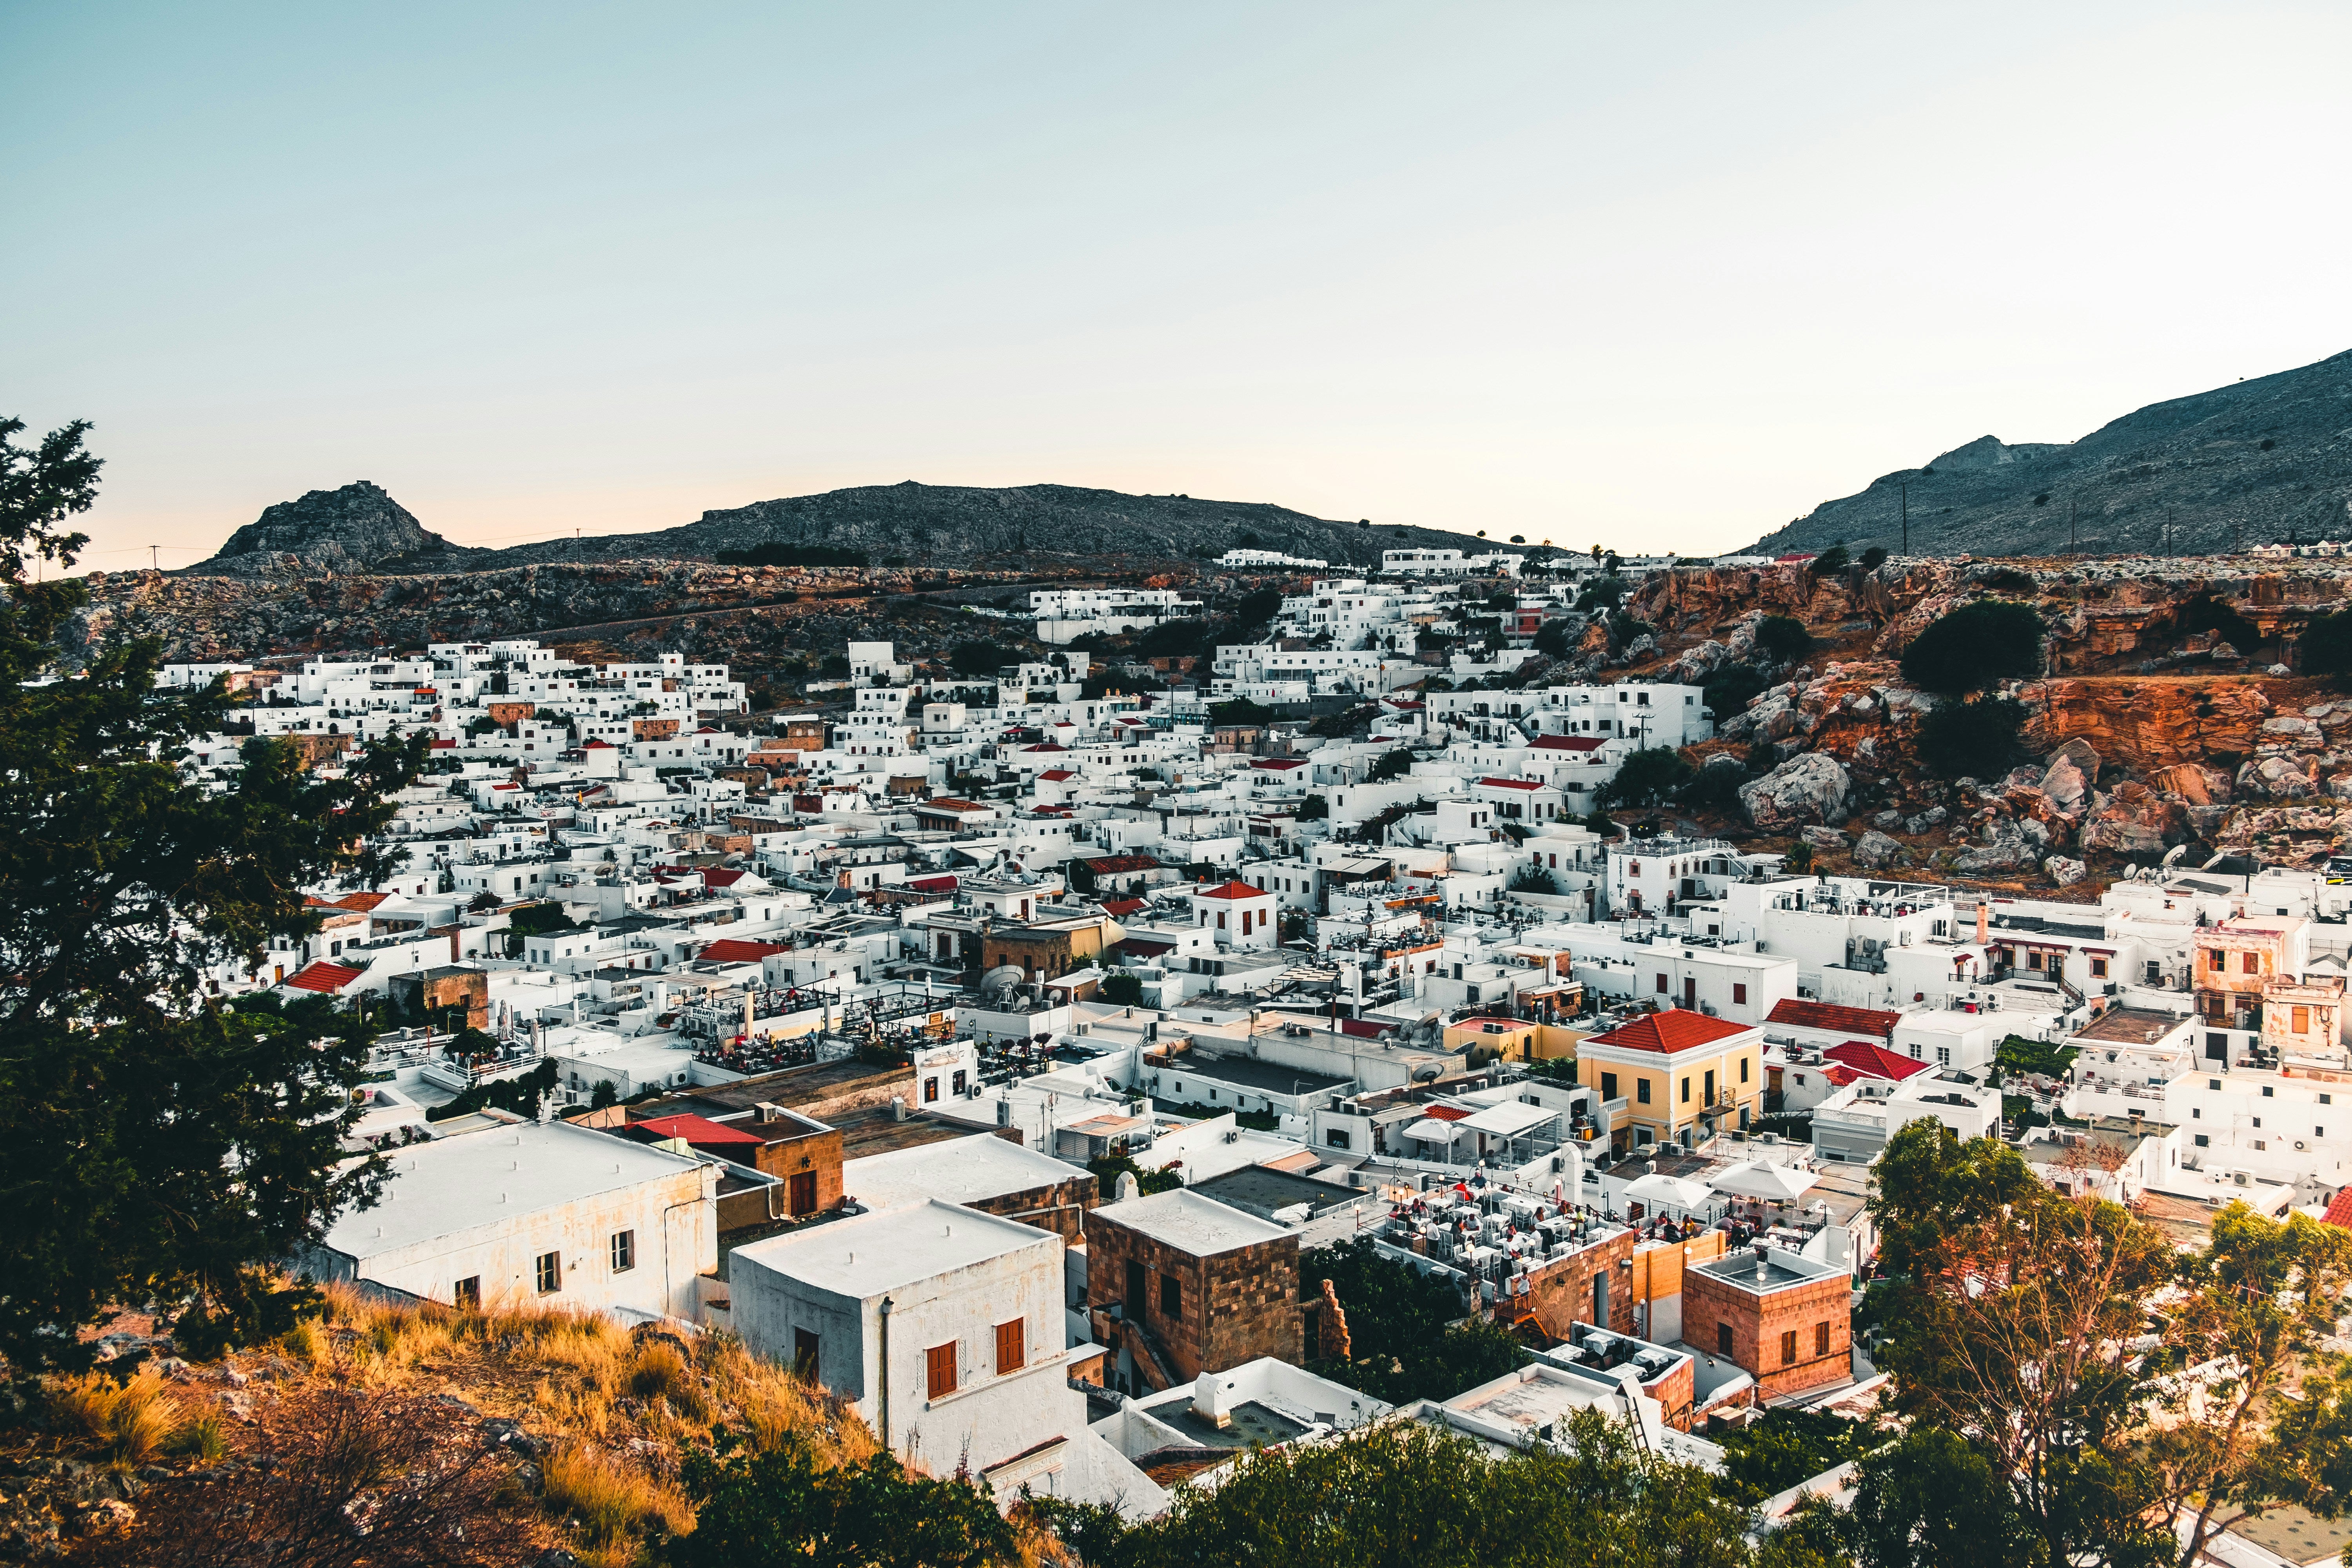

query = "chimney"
[[1975, 903, 1989, 946], [1192, 1371, 1233, 1430]]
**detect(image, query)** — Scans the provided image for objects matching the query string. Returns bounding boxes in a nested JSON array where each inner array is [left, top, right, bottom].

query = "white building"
[[729, 1200, 1163, 1515], [307, 1118, 717, 1322]]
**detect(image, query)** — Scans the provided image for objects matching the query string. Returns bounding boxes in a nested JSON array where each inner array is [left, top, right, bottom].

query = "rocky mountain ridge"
[[190, 480, 1506, 575], [1739, 347, 2352, 559]]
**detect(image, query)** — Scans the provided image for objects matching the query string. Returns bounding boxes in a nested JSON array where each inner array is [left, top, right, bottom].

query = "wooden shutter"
[[995, 1318, 1025, 1375], [926, 1342, 957, 1400]]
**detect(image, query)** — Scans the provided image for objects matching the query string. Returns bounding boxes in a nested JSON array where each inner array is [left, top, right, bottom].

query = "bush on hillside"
[[1916, 695, 2029, 778], [1900, 600, 2043, 695], [1754, 615, 1812, 665]]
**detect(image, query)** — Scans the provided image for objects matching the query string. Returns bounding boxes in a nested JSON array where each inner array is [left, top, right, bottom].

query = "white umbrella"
[[1624, 1172, 1713, 1212], [1707, 1161, 1819, 1203]]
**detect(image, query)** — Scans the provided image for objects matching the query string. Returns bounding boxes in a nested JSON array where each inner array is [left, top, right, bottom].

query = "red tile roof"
[[1089, 855, 1162, 873], [701, 868, 748, 887], [1193, 879, 1272, 900], [1038, 769, 1077, 782], [1477, 776, 1543, 790], [1530, 734, 1606, 753], [698, 938, 788, 964], [1823, 1041, 1931, 1081], [919, 797, 988, 813], [2326, 1186, 2352, 1231], [1252, 758, 1307, 770], [632, 1112, 765, 1149], [333, 891, 391, 912], [1766, 999, 1901, 1039], [1101, 898, 1147, 916], [906, 875, 959, 894], [285, 961, 364, 993], [1586, 1009, 1755, 1053]]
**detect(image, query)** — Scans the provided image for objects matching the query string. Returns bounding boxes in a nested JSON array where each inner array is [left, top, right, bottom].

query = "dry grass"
[[38, 1281, 925, 1565], [49, 1366, 181, 1469], [541, 1439, 692, 1550]]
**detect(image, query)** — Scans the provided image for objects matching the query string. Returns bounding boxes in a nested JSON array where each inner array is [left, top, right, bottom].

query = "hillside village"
[[96, 540, 2352, 1561]]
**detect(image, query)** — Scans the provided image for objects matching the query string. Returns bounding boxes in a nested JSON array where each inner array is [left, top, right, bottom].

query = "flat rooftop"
[[323, 1120, 702, 1259], [1191, 1165, 1363, 1221], [1691, 1248, 1846, 1294], [1170, 1053, 1352, 1097], [731, 1198, 1054, 1300], [2073, 1007, 2186, 1046], [657, 1057, 912, 1114], [843, 1134, 1088, 1212], [1092, 1188, 1293, 1256]]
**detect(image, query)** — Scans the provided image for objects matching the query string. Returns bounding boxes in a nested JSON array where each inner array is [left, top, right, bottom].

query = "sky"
[[9, 2, 2352, 570]]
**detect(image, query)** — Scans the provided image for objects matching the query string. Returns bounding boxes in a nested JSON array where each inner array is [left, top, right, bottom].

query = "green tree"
[[1575, 575, 1628, 612], [1809, 544, 1850, 575], [947, 641, 1012, 678], [671, 1430, 1014, 1568], [1507, 862, 1558, 894], [1598, 745, 1693, 810], [1097, 970, 1144, 1007], [1915, 696, 2028, 778], [1859, 545, 1889, 570], [1210, 697, 1276, 727], [1367, 748, 1416, 782], [1049, 1415, 1755, 1568], [1296, 792, 1329, 820], [1754, 615, 1812, 664], [1234, 586, 1284, 626], [1717, 1408, 1873, 1506], [0, 417, 426, 1367], [1300, 1240, 1525, 1404], [1849, 1426, 2026, 1568], [1900, 600, 2043, 695], [1531, 617, 1577, 659], [1702, 664, 1769, 724]]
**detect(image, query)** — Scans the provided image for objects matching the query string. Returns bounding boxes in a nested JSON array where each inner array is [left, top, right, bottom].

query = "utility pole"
[[149, 545, 160, 572], [2069, 500, 2076, 552]]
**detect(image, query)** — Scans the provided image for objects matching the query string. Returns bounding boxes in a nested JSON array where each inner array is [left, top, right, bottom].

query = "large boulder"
[[1853, 829, 1905, 869], [2045, 855, 2088, 887], [1801, 825, 1848, 855], [1740, 751, 1852, 832], [2148, 762, 2230, 806], [2237, 755, 2316, 801], [2038, 745, 2096, 817], [1954, 817, 2041, 873]]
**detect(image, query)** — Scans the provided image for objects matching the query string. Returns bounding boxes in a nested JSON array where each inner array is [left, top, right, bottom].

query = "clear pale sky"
[[9, 3, 2350, 569]]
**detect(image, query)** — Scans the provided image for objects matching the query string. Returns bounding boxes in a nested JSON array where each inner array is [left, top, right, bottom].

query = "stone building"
[[1680, 1245, 1851, 1402], [387, 965, 490, 1031], [1085, 1189, 1301, 1394]]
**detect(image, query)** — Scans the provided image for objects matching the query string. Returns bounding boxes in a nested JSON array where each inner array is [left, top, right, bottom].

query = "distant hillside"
[[194, 480, 1510, 575], [1740, 348, 2352, 558], [197, 481, 447, 574]]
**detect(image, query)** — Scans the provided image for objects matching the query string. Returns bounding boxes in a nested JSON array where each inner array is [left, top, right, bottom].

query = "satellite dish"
[[980, 964, 1026, 997]]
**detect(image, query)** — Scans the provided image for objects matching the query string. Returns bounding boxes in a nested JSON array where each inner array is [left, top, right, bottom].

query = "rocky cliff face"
[[1736, 347, 2352, 559], [197, 481, 450, 575]]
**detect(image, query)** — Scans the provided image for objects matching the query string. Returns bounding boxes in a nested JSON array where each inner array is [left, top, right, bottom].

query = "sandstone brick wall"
[[1513, 1229, 1635, 1339], [1084, 1215, 1301, 1388], [967, 1172, 1098, 1242], [1683, 1268, 1851, 1402]]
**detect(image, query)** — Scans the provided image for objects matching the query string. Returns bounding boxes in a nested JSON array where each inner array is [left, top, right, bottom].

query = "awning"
[[1458, 1101, 1556, 1138], [1707, 1161, 1820, 1202], [1402, 1118, 1465, 1143], [1624, 1172, 1714, 1212]]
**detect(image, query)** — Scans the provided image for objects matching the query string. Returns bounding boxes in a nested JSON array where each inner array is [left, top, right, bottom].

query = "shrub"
[[1098, 971, 1145, 1007], [1859, 545, 1888, 570], [1810, 544, 1850, 575], [1235, 586, 1284, 626], [1677, 759, 1752, 816], [1574, 575, 1628, 612], [1508, 863, 1559, 895], [1296, 793, 1329, 821], [674, 1431, 1011, 1568], [1917, 696, 2029, 778], [1367, 748, 1416, 782], [51, 1368, 179, 1469], [1597, 746, 1692, 810], [1530, 618, 1576, 659], [946, 641, 1012, 678], [1210, 697, 1276, 728], [542, 1441, 692, 1548], [1900, 599, 2043, 695], [1754, 615, 1811, 664], [1702, 663, 1768, 722]]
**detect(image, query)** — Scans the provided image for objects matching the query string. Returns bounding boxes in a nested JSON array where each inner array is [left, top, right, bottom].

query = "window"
[[1636, 1079, 1651, 1104], [2323, 1094, 2335, 1106], [926, 1342, 958, 1400], [1780, 1330, 1797, 1365], [1732, 983, 1747, 1005], [1739, 1057, 1749, 1083], [995, 1318, 1026, 1375], [2194, 1133, 2209, 1147], [2253, 1139, 2268, 1151], [952, 1069, 968, 1096], [2207, 949, 2223, 971], [1161, 1274, 1183, 1319], [535, 1250, 562, 1295], [2243, 952, 2260, 974], [1717, 1323, 1733, 1356], [2253, 1117, 2263, 1129], [453, 1276, 481, 1312], [1936, 1048, 1951, 1067], [1327, 1128, 1351, 1149], [1681, 1076, 1691, 1104], [1655, 973, 1669, 994], [793, 1328, 820, 1378], [1218, 912, 1227, 929], [610, 1230, 636, 1273], [924, 1076, 940, 1103], [2090, 956, 2108, 978], [1601, 1072, 1619, 1100], [2028, 951, 2043, 971], [2192, 1107, 2201, 1119], [2262, 1085, 2274, 1098]]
